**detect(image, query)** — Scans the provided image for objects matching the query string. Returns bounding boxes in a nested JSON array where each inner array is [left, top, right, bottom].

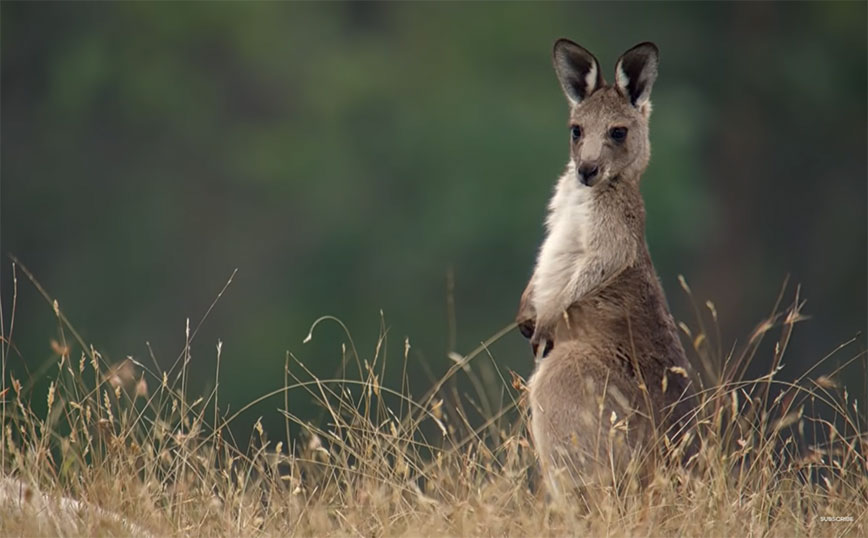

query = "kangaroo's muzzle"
[[578, 163, 600, 186]]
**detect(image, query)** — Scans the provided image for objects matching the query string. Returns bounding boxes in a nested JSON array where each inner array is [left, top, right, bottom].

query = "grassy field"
[[1, 267, 866, 537]]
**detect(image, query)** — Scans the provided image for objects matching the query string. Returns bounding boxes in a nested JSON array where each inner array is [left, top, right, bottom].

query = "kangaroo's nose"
[[578, 164, 599, 186]]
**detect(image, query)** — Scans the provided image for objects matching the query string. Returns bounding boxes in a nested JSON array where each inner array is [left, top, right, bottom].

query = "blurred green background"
[[2, 2, 866, 438]]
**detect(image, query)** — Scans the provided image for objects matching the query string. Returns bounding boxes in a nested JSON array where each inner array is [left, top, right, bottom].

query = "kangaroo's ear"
[[552, 39, 603, 106], [614, 42, 659, 108]]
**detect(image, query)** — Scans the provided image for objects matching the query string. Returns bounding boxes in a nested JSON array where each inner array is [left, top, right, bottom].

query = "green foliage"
[[2, 3, 865, 436]]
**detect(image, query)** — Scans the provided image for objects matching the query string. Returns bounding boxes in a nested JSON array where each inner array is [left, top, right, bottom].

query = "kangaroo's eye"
[[609, 127, 628, 142], [570, 125, 582, 142]]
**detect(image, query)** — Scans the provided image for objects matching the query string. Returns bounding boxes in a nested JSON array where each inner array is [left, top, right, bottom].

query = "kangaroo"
[[516, 40, 694, 494]]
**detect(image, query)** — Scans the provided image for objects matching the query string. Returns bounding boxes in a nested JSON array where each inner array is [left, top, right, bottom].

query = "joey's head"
[[552, 39, 659, 187]]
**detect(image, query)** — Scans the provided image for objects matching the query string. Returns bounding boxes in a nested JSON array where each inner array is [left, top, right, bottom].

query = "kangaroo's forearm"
[[532, 249, 633, 333], [531, 256, 599, 331]]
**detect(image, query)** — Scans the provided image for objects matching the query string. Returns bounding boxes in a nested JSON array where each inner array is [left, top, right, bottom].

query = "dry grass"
[[1, 265, 866, 537]]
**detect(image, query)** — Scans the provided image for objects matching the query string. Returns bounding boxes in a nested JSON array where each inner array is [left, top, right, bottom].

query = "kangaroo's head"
[[552, 39, 659, 187]]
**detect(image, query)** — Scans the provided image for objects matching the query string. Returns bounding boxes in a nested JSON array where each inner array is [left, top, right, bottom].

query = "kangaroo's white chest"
[[551, 188, 592, 249], [539, 173, 595, 269], [530, 170, 598, 319]]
